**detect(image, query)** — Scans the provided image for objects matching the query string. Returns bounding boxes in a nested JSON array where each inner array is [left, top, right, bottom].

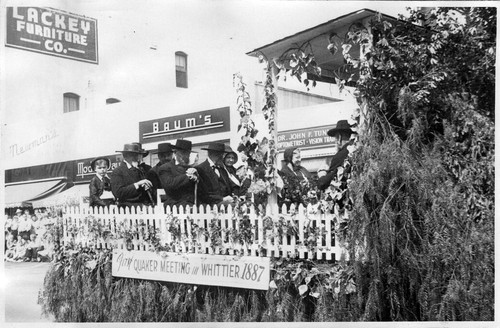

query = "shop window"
[[106, 98, 121, 105], [175, 51, 188, 88], [63, 92, 80, 113]]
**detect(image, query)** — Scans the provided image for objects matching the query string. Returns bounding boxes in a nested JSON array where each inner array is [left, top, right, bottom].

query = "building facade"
[[1, 2, 358, 209]]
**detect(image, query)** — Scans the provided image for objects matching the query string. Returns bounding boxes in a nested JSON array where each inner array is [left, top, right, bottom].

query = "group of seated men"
[[90, 140, 249, 209], [89, 119, 355, 209]]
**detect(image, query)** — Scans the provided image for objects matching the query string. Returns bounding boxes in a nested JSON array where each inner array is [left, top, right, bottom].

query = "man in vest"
[[195, 142, 234, 206]]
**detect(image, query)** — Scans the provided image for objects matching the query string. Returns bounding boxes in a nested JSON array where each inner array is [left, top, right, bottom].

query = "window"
[[175, 51, 188, 88], [106, 98, 121, 105], [63, 92, 80, 113]]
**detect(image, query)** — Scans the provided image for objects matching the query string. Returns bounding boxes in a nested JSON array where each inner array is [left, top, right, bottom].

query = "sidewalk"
[[3, 261, 54, 322]]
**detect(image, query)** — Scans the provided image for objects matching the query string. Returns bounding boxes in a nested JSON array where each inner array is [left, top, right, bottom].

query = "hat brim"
[[116, 150, 144, 154], [201, 147, 227, 152], [171, 145, 194, 152], [327, 127, 354, 136], [151, 149, 173, 154]]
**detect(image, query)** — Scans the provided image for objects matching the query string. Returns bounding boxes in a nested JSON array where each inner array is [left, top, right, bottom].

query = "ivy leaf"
[[346, 280, 356, 294], [85, 260, 97, 271], [298, 284, 308, 296], [310, 291, 321, 298]]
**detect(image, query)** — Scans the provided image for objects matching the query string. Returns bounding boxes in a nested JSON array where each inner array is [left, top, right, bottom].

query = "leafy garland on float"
[[233, 69, 281, 209], [61, 211, 329, 256]]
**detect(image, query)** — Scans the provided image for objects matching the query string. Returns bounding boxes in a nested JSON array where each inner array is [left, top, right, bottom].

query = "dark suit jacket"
[[158, 161, 196, 207], [110, 162, 152, 207], [145, 161, 172, 204], [146, 163, 162, 190], [279, 163, 312, 181], [317, 143, 350, 190], [138, 162, 152, 173], [89, 175, 112, 207], [195, 160, 231, 206]]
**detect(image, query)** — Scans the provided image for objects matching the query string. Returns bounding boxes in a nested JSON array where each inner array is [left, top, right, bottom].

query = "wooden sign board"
[[112, 250, 271, 290]]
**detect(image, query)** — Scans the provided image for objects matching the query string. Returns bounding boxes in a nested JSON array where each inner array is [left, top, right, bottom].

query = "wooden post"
[[267, 62, 279, 216]]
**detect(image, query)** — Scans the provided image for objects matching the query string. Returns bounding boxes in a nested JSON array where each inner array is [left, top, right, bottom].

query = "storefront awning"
[[30, 183, 90, 208], [4, 177, 68, 208]]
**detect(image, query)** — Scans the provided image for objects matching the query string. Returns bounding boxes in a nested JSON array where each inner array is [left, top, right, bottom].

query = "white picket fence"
[[62, 203, 346, 261]]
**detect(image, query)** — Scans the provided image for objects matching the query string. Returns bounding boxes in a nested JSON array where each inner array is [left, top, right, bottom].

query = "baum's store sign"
[[5, 7, 98, 64], [139, 107, 230, 144]]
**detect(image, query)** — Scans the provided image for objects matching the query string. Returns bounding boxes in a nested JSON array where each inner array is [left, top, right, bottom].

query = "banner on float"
[[112, 250, 271, 290]]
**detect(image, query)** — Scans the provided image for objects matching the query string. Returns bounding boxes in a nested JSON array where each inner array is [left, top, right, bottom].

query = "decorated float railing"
[[61, 204, 347, 261]]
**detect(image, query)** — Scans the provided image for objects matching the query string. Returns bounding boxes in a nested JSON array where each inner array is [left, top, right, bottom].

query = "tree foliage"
[[340, 7, 495, 321]]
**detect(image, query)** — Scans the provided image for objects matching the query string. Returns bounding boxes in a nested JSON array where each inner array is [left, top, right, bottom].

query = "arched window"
[[63, 92, 80, 113], [106, 98, 121, 105], [175, 51, 188, 88]]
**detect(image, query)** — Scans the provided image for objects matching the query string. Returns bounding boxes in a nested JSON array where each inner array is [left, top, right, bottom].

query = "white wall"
[[0, 1, 261, 170], [1, 0, 363, 172]]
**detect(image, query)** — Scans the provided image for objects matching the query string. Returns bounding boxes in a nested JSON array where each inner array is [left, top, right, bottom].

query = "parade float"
[[39, 68, 358, 322], [39, 8, 495, 322]]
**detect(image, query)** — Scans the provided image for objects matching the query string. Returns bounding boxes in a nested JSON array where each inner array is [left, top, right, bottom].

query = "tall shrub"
[[341, 7, 495, 320]]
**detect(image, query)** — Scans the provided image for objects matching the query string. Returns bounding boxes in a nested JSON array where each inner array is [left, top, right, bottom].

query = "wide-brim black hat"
[[152, 142, 174, 154], [172, 139, 194, 152], [201, 142, 227, 152], [131, 142, 149, 156], [91, 157, 111, 170], [116, 143, 145, 154], [327, 120, 354, 136]]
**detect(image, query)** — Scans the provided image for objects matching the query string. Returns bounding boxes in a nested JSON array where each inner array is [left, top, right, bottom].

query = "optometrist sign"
[[112, 250, 271, 290], [277, 125, 337, 150], [5, 7, 98, 64]]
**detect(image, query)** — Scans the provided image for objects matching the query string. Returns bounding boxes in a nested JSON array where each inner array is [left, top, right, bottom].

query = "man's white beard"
[[131, 161, 139, 168]]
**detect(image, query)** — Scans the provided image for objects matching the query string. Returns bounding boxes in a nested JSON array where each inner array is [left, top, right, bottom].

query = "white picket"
[[59, 203, 344, 260]]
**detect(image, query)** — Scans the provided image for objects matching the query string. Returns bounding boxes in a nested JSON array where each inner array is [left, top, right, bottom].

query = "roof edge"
[[246, 8, 402, 56]]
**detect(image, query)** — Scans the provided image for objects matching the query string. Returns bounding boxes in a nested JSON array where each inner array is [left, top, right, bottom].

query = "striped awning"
[[30, 183, 91, 208], [4, 177, 68, 208]]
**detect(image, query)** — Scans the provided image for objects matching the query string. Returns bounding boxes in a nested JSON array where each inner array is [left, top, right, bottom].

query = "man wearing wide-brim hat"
[[317, 120, 356, 190], [110, 143, 154, 208], [195, 142, 234, 206], [158, 139, 199, 207], [131, 142, 152, 173], [145, 143, 174, 204]]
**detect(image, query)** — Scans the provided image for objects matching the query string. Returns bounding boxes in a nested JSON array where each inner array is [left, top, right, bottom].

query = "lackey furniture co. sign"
[[5, 7, 98, 64]]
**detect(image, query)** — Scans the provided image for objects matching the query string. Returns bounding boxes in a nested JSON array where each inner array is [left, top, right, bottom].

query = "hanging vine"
[[233, 71, 282, 209]]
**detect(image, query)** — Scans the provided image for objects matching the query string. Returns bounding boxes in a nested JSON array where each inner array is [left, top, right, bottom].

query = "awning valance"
[[4, 177, 68, 208], [31, 183, 91, 208]]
